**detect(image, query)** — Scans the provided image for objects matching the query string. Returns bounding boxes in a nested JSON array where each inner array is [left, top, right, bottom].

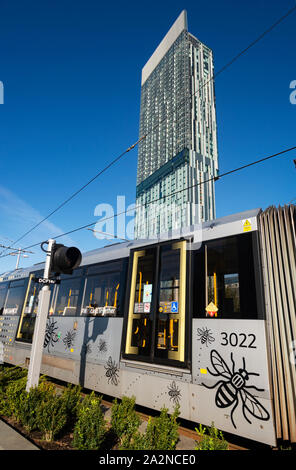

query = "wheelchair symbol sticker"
[[171, 302, 178, 313]]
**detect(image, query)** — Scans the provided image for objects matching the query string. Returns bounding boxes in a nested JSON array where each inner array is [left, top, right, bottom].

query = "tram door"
[[124, 240, 187, 365]]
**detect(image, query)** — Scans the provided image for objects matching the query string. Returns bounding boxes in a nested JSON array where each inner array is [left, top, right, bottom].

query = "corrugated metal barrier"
[[259, 205, 296, 443]]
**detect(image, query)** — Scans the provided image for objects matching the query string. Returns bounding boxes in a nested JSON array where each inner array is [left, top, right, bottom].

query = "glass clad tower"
[[135, 11, 218, 239]]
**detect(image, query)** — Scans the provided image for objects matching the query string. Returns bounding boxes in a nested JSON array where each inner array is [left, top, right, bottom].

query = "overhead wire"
[[0, 143, 295, 260], [1, 4, 295, 258]]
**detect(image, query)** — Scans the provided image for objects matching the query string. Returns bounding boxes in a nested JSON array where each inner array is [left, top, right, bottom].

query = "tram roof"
[[0, 207, 261, 282]]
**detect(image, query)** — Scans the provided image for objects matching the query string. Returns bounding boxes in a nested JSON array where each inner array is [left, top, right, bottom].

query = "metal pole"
[[15, 248, 21, 270], [26, 239, 55, 391]]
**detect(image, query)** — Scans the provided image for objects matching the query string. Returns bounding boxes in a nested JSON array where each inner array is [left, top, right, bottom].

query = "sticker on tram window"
[[159, 302, 171, 313], [220, 331, 257, 349], [134, 303, 144, 313], [81, 306, 117, 316], [243, 219, 252, 232], [143, 284, 152, 303], [102, 306, 117, 316], [159, 301, 178, 314], [3, 308, 18, 315], [205, 302, 218, 317], [171, 301, 178, 313]]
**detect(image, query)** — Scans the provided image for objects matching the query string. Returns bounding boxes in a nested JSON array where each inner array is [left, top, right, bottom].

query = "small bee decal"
[[82, 341, 92, 355], [44, 318, 59, 352], [167, 381, 181, 405], [202, 350, 270, 428], [197, 327, 215, 347], [63, 330, 76, 350], [104, 356, 119, 386], [98, 338, 107, 354]]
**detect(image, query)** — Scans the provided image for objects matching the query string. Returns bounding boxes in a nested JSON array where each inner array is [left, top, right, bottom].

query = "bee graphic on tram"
[[44, 318, 59, 352], [105, 356, 119, 386], [196, 327, 215, 347], [202, 349, 270, 429], [63, 330, 76, 350], [167, 380, 182, 405]]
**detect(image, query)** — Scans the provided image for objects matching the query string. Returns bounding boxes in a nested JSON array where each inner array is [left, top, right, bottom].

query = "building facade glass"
[[135, 11, 218, 239]]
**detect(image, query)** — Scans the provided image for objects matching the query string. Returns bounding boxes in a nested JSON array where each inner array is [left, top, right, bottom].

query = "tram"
[[0, 205, 295, 447]]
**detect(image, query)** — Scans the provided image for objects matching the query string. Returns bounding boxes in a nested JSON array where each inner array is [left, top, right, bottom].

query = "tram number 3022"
[[220, 332, 257, 349]]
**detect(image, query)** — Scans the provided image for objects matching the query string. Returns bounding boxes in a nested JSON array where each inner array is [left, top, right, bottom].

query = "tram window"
[[59, 268, 84, 280], [127, 248, 156, 357], [159, 247, 180, 303], [135, 253, 155, 305], [3, 280, 26, 315], [53, 278, 82, 316], [125, 240, 187, 365], [194, 233, 258, 319], [81, 270, 122, 316], [155, 243, 182, 360], [0, 283, 8, 315]]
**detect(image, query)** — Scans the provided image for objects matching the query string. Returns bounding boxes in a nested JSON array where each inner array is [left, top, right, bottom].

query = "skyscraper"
[[134, 10, 218, 239]]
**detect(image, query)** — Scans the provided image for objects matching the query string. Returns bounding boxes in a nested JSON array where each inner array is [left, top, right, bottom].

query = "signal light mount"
[[40, 240, 82, 277]]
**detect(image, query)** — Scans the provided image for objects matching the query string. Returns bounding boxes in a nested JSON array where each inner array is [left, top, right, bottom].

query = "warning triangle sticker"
[[243, 219, 252, 232], [206, 302, 218, 317], [206, 302, 218, 312]]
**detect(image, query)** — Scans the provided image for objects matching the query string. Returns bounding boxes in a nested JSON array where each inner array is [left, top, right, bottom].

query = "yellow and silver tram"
[[0, 205, 295, 447]]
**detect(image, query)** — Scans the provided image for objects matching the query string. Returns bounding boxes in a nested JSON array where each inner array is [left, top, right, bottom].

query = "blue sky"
[[0, 0, 295, 272]]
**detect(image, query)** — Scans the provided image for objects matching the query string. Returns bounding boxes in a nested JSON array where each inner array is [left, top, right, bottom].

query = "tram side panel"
[[0, 220, 280, 447], [0, 276, 30, 366], [192, 318, 276, 446], [5, 314, 276, 447], [0, 257, 128, 391], [189, 227, 277, 445], [0, 315, 21, 365], [41, 316, 123, 392]]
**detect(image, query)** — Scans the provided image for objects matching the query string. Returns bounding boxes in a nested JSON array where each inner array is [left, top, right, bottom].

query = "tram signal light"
[[50, 243, 82, 275]]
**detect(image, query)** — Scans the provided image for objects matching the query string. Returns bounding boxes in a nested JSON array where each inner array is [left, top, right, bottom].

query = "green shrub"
[[0, 368, 48, 421], [0, 388, 12, 417], [5, 375, 28, 421], [16, 378, 50, 432], [61, 383, 82, 420], [111, 396, 141, 440], [35, 383, 68, 441], [0, 366, 27, 394], [120, 430, 146, 450], [195, 422, 228, 450], [120, 405, 180, 451], [144, 405, 180, 450], [73, 392, 106, 450]]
